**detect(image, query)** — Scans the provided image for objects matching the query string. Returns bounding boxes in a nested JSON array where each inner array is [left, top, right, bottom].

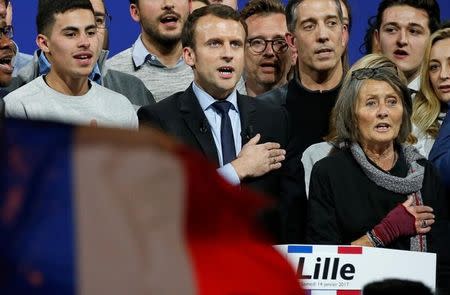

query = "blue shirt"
[[193, 82, 241, 185], [131, 35, 185, 69], [38, 50, 102, 84]]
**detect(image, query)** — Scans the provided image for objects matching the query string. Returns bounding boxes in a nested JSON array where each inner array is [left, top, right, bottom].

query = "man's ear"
[[130, 4, 140, 23], [285, 32, 296, 49], [36, 34, 50, 53], [374, 29, 381, 47], [342, 25, 349, 48], [183, 47, 196, 68]]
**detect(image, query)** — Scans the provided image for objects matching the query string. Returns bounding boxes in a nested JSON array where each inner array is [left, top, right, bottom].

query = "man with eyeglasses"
[[240, 0, 292, 97], [8, 0, 156, 109]]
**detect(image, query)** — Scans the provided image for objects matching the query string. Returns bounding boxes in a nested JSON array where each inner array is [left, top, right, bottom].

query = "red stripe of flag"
[[338, 246, 362, 254]]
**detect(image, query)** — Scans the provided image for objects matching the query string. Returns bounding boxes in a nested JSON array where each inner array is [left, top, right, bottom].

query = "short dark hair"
[[375, 0, 441, 34], [129, 0, 137, 4], [363, 279, 433, 295], [182, 4, 247, 49], [360, 16, 377, 55], [240, 0, 285, 21], [286, 0, 343, 33], [37, 0, 94, 35]]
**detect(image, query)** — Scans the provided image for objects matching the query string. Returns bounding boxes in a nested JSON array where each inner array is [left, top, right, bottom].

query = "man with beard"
[[107, 0, 192, 102], [240, 0, 292, 97]]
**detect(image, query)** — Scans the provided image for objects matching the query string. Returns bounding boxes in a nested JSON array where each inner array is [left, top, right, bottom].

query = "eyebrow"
[[300, 15, 338, 24], [383, 22, 425, 29], [247, 34, 285, 39], [62, 24, 97, 31]]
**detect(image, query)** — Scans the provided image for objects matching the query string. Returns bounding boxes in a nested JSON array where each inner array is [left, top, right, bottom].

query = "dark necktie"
[[211, 101, 236, 165]]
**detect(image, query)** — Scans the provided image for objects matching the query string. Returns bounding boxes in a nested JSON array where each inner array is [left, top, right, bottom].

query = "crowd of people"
[[0, 0, 449, 293]]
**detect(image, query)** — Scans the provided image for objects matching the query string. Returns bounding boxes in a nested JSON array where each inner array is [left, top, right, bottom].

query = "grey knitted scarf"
[[350, 143, 427, 252]]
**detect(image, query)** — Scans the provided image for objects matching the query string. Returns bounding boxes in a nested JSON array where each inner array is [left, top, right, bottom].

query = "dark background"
[[11, 0, 450, 65]]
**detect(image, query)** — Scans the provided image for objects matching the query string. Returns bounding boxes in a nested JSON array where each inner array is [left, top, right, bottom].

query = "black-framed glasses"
[[247, 38, 288, 54], [95, 12, 112, 29], [0, 25, 13, 39], [351, 66, 398, 80]]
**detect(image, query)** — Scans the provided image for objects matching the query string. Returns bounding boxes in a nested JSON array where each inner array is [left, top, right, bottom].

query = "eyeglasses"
[[351, 66, 398, 80], [247, 38, 288, 54], [0, 25, 13, 39], [95, 12, 112, 29]]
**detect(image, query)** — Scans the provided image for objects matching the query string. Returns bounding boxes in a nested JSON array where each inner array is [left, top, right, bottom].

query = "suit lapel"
[[237, 94, 256, 146], [179, 85, 220, 165]]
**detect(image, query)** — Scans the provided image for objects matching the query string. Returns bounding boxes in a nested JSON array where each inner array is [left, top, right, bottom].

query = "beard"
[[142, 20, 182, 48]]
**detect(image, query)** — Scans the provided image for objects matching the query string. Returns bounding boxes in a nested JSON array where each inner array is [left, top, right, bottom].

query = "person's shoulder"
[[242, 93, 284, 111], [255, 83, 288, 106], [140, 90, 185, 112], [3, 77, 43, 102], [103, 68, 146, 87], [106, 48, 133, 65], [302, 142, 334, 162]]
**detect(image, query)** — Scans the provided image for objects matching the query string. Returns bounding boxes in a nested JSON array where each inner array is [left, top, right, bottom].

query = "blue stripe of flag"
[[0, 119, 75, 295]]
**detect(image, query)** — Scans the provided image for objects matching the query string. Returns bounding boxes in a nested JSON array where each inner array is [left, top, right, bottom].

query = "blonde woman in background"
[[412, 28, 450, 158]]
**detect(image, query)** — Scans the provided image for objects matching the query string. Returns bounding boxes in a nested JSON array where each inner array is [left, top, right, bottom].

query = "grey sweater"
[[4, 76, 138, 130], [106, 48, 194, 102]]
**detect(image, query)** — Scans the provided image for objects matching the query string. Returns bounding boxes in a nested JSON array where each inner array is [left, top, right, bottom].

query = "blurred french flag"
[[0, 119, 303, 295]]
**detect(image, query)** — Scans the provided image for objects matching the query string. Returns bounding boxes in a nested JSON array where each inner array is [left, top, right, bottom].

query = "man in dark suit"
[[138, 4, 306, 243]]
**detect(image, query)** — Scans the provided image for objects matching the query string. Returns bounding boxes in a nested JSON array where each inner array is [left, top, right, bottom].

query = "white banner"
[[275, 245, 436, 294]]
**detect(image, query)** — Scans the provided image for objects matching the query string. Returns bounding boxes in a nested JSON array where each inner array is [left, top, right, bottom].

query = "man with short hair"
[[258, 0, 347, 156], [4, 0, 138, 129], [138, 5, 306, 243], [375, 0, 441, 92], [107, 0, 193, 102], [240, 0, 292, 97], [8, 0, 156, 108]]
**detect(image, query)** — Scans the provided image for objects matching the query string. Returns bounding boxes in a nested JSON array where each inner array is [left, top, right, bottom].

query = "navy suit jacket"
[[430, 111, 450, 190], [138, 85, 307, 243]]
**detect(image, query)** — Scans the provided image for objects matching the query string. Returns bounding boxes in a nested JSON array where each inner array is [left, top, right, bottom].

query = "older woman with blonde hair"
[[412, 28, 450, 158], [306, 53, 449, 291]]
